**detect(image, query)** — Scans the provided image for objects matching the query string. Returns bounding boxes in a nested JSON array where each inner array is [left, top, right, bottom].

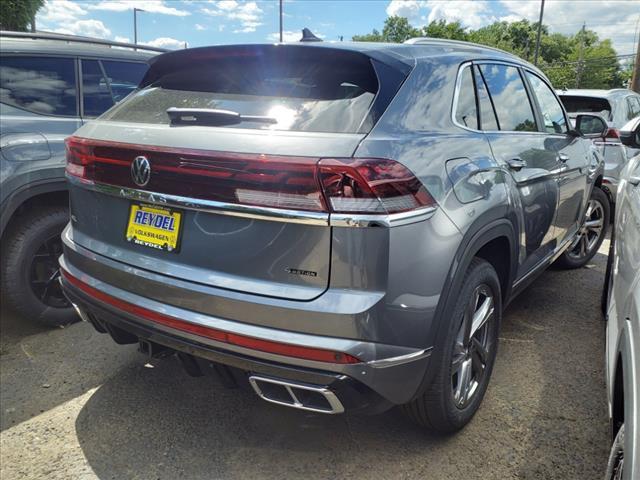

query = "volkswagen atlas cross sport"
[[60, 39, 607, 432]]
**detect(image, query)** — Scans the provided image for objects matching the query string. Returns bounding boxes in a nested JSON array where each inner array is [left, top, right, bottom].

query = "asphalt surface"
[[0, 240, 611, 480]]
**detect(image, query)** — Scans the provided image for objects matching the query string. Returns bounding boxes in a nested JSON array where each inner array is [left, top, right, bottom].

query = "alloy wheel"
[[451, 284, 495, 409], [567, 198, 605, 261], [29, 235, 69, 309]]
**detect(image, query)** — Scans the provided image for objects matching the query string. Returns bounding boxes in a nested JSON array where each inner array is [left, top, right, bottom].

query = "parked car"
[[0, 31, 163, 326], [602, 120, 640, 480], [60, 39, 608, 432], [558, 89, 640, 204]]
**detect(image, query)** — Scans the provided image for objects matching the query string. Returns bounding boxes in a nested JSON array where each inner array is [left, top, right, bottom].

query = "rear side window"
[[82, 59, 147, 117], [525, 72, 568, 134], [559, 95, 612, 121], [454, 66, 478, 129], [479, 64, 537, 132], [0, 56, 77, 116], [103, 47, 393, 134]]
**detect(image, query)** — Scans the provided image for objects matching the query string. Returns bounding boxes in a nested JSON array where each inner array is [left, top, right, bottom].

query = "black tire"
[[556, 186, 610, 269], [401, 258, 501, 433], [0, 205, 77, 327], [605, 424, 625, 480]]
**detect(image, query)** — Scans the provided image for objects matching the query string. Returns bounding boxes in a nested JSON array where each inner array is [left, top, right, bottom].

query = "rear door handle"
[[506, 158, 526, 171], [558, 153, 570, 163]]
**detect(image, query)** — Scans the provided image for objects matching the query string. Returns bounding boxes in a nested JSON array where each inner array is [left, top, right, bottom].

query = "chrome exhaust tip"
[[248, 375, 344, 414]]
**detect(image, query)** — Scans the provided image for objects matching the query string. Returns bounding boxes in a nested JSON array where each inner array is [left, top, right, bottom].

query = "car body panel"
[[606, 153, 640, 479]]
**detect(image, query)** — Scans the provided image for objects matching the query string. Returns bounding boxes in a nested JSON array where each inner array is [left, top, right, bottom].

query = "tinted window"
[[627, 96, 640, 120], [474, 66, 499, 131], [82, 59, 147, 117], [454, 66, 478, 129], [558, 95, 612, 120], [526, 72, 567, 134], [0, 56, 76, 116], [103, 47, 383, 133], [480, 64, 537, 132]]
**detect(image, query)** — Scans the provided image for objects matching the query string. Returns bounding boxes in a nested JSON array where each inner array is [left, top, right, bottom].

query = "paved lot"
[[1, 240, 610, 480]]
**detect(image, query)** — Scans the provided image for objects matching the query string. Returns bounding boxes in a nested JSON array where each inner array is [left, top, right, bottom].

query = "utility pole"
[[134, 8, 145, 46], [632, 33, 640, 93], [30, 14, 36, 33], [576, 23, 586, 88], [279, 0, 283, 42], [533, 0, 545, 66]]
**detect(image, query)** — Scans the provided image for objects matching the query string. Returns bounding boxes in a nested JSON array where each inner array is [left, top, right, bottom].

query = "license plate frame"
[[125, 203, 183, 253]]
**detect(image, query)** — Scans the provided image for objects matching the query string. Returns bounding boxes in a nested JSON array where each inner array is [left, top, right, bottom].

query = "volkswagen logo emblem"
[[131, 156, 151, 187]]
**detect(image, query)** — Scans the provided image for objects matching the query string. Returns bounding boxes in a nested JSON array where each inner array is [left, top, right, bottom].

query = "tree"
[[422, 20, 467, 41], [0, 0, 44, 31], [353, 17, 625, 89], [352, 16, 419, 43]]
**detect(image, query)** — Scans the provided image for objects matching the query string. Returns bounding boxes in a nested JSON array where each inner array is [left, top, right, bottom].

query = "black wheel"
[[605, 424, 625, 480], [556, 186, 610, 269], [401, 258, 501, 433], [1, 205, 77, 327]]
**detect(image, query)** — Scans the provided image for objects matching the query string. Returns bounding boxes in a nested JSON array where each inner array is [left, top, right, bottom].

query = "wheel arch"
[[1, 180, 68, 239]]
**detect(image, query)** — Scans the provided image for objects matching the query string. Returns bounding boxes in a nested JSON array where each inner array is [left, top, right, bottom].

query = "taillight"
[[605, 128, 620, 140], [65, 136, 435, 215], [318, 158, 435, 214]]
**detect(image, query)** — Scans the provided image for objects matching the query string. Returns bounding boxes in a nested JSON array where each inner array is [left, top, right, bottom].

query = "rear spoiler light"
[[61, 268, 361, 364], [65, 137, 435, 216]]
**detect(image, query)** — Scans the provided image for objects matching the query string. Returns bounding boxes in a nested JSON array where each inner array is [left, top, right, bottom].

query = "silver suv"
[[60, 39, 607, 432], [0, 31, 161, 326]]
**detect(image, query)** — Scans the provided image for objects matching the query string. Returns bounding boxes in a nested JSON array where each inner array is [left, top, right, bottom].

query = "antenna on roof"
[[300, 28, 322, 42]]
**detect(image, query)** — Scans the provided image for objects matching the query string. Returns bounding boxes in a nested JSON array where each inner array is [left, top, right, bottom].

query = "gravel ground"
[[0, 240, 611, 480]]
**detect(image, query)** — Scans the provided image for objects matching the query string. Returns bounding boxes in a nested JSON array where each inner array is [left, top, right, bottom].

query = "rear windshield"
[[558, 95, 612, 120], [102, 47, 385, 134]]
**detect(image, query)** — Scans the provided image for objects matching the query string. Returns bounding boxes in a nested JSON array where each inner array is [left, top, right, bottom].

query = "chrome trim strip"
[[248, 375, 345, 414], [330, 206, 437, 228], [366, 348, 432, 368], [68, 175, 437, 228], [67, 175, 329, 226]]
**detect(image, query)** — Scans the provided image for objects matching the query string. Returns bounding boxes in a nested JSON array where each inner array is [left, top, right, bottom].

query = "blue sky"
[[37, 1, 639, 55]]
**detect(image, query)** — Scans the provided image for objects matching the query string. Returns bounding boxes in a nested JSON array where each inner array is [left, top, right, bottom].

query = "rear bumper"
[[60, 249, 433, 410]]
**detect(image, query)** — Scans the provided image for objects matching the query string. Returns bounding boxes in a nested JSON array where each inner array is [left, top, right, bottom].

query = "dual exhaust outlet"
[[248, 375, 344, 414]]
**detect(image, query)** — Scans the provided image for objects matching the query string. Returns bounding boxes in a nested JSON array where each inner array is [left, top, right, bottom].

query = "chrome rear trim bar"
[[67, 175, 436, 228]]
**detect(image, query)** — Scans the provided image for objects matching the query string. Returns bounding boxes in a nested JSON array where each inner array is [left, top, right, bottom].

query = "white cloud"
[[114, 35, 131, 43], [425, 1, 495, 30], [202, 1, 264, 33], [88, 0, 190, 17], [195, 23, 207, 31], [38, 0, 87, 23], [142, 37, 186, 50], [53, 19, 112, 39]]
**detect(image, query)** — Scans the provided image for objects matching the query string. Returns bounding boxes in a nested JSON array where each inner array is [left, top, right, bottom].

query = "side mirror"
[[575, 114, 608, 139], [619, 118, 640, 149]]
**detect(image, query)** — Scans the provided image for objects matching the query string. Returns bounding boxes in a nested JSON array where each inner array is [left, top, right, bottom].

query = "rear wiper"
[[167, 108, 277, 127]]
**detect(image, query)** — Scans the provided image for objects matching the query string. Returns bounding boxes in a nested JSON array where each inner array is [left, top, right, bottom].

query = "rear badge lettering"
[[286, 268, 318, 277]]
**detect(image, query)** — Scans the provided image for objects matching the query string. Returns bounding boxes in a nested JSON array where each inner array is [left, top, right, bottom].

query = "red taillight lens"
[[65, 136, 435, 215], [318, 158, 435, 214], [605, 128, 620, 140], [61, 268, 361, 364]]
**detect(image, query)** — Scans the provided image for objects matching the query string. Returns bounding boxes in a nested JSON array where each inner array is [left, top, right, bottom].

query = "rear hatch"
[[66, 44, 411, 300]]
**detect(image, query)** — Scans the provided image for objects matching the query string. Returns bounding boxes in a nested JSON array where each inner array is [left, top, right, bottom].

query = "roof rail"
[[0, 30, 168, 53], [404, 37, 512, 57]]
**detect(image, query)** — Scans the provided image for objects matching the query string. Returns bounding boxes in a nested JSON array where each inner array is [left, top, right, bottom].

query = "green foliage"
[[353, 16, 625, 89], [0, 0, 44, 31]]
